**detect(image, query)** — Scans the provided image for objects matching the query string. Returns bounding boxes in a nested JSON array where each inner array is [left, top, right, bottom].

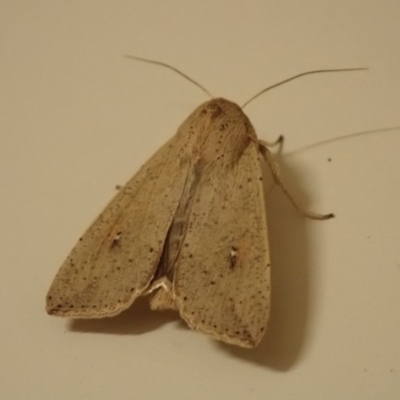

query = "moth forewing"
[[172, 123, 270, 348], [46, 135, 191, 318]]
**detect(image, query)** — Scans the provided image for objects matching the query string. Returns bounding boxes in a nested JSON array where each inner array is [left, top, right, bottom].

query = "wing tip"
[[45, 299, 132, 319], [179, 306, 265, 348], [215, 331, 263, 348]]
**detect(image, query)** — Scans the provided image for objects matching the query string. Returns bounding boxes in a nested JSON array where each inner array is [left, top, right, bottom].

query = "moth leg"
[[146, 277, 179, 311], [259, 134, 284, 148], [259, 143, 334, 220], [149, 287, 178, 311]]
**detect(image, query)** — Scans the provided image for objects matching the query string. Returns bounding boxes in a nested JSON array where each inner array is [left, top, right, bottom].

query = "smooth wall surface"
[[1, 2, 400, 399]]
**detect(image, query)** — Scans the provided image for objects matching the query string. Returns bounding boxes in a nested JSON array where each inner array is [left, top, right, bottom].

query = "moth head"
[[186, 98, 254, 137], [199, 98, 242, 120], [177, 98, 257, 166]]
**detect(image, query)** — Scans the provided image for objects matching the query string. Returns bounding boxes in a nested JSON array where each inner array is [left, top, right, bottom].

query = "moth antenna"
[[241, 68, 368, 109], [124, 55, 213, 99], [286, 126, 400, 156]]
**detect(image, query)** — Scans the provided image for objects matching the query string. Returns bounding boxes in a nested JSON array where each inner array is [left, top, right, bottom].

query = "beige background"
[[1, 1, 400, 399]]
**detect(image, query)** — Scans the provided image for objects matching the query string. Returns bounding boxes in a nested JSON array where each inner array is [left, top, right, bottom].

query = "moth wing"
[[174, 141, 270, 348], [46, 135, 189, 318]]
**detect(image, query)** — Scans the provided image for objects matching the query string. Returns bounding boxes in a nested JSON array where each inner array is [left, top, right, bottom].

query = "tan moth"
[[46, 57, 365, 347]]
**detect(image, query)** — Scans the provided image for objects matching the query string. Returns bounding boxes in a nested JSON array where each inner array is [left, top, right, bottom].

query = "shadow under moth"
[[46, 57, 365, 347]]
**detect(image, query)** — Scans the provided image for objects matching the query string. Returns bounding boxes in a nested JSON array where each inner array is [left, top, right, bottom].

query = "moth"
[[46, 57, 364, 347]]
